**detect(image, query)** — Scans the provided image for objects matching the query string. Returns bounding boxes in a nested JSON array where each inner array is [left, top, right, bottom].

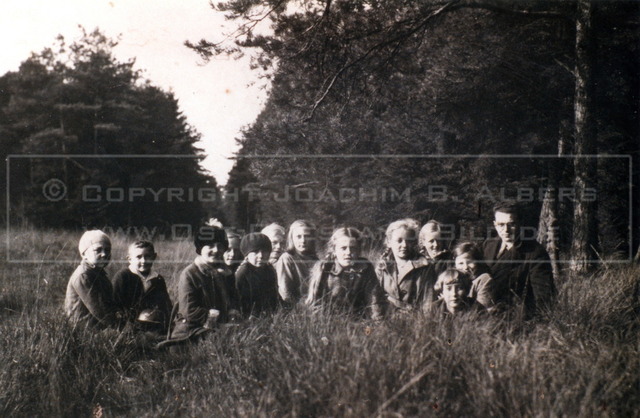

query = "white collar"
[[128, 265, 159, 281]]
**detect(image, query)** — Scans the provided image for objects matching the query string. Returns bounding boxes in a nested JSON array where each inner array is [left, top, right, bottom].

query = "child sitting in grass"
[[306, 227, 386, 320], [166, 222, 235, 343], [376, 218, 429, 313], [430, 269, 479, 316], [453, 242, 496, 310], [64, 230, 119, 329], [235, 232, 281, 317], [275, 220, 318, 305], [112, 240, 173, 335]]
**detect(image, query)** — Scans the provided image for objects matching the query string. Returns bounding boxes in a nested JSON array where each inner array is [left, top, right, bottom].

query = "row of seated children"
[[64, 230, 172, 332], [64, 219, 494, 343], [64, 227, 284, 342]]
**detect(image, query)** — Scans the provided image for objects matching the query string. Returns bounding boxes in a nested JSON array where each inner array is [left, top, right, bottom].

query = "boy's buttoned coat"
[[112, 268, 173, 332]]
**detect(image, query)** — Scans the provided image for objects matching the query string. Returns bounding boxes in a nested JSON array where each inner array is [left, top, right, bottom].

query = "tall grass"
[[0, 229, 638, 417]]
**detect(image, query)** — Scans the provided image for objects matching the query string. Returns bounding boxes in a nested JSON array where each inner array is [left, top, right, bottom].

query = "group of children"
[[64, 218, 497, 345]]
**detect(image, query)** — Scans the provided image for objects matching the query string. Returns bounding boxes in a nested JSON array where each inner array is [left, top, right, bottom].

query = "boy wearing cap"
[[235, 232, 281, 317], [168, 224, 235, 342], [64, 230, 119, 329], [112, 240, 173, 335]]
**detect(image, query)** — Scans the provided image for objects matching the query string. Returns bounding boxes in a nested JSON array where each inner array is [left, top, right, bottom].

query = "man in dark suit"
[[483, 202, 556, 318]]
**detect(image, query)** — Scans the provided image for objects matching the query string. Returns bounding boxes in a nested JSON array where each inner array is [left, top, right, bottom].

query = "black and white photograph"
[[1, 0, 638, 416]]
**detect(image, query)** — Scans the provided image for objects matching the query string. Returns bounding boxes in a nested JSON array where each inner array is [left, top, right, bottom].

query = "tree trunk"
[[570, 0, 599, 274], [538, 112, 570, 280]]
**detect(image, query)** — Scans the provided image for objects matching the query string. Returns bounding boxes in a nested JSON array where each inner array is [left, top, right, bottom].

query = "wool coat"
[[112, 268, 173, 333], [64, 261, 118, 329], [171, 259, 232, 339], [306, 258, 386, 320], [235, 261, 280, 317]]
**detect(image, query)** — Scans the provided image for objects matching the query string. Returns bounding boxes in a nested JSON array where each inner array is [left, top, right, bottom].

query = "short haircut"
[[419, 220, 444, 249], [452, 241, 483, 260], [129, 240, 155, 254], [493, 201, 520, 220], [286, 219, 316, 253], [434, 269, 472, 293]]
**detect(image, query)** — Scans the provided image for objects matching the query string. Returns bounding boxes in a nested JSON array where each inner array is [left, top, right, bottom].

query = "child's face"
[[422, 231, 442, 259], [454, 253, 477, 278], [128, 246, 156, 276], [442, 281, 468, 314], [200, 243, 225, 265], [335, 236, 359, 268], [292, 226, 313, 254], [268, 233, 285, 262], [83, 242, 111, 269], [388, 228, 413, 261], [246, 250, 270, 267], [224, 238, 242, 265]]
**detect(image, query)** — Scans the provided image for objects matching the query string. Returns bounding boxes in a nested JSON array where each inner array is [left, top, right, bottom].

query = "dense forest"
[[1, 2, 638, 269], [191, 0, 639, 269], [1, 28, 218, 230]]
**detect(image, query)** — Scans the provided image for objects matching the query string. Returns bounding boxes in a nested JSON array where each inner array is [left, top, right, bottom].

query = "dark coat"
[[171, 260, 232, 339], [307, 258, 386, 320], [112, 268, 173, 333], [235, 262, 280, 317], [483, 237, 555, 318]]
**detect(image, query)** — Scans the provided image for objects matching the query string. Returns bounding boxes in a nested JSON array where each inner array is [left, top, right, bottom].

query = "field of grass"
[[0, 228, 638, 417]]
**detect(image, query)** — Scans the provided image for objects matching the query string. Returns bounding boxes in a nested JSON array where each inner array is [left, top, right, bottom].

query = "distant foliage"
[[0, 28, 218, 230], [207, 1, 638, 257]]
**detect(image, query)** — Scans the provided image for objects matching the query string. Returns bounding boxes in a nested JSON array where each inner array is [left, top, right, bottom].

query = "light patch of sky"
[[0, 0, 271, 185]]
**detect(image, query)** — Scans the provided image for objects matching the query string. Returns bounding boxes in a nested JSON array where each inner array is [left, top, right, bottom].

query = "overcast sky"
[[0, 0, 269, 185]]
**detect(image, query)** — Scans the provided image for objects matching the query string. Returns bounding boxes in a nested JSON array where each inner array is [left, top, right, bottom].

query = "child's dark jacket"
[[64, 261, 118, 329], [307, 258, 386, 320], [112, 267, 173, 332], [235, 261, 280, 317], [171, 259, 232, 339]]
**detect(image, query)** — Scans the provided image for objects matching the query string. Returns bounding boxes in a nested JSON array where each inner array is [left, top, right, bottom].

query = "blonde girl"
[[306, 227, 385, 319], [418, 220, 451, 262], [275, 220, 318, 305], [261, 223, 286, 264], [376, 218, 432, 312]]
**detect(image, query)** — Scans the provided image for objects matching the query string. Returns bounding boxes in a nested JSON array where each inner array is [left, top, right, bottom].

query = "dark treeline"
[[1, 28, 219, 230], [203, 1, 639, 266]]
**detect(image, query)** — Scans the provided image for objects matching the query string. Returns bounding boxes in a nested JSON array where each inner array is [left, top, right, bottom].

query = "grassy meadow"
[[0, 228, 638, 417]]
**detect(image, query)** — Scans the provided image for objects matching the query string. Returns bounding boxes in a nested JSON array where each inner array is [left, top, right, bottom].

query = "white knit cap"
[[78, 230, 111, 255]]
